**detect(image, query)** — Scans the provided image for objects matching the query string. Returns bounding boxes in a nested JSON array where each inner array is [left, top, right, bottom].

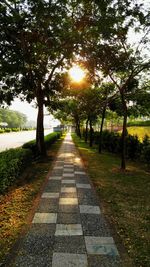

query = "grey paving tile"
[[52, 253, 88, 267], [61, 187, 76, 193], [15, 254, 52, 267], [79, 205, 101, 214], [81, 214, 111, 236], [88, 255, 122, 267], [42, 193, 59, 198], [64, 164, 74, 168], [85, 236, 119, 256], [49, 176, 62, 180], [63, 173, 74, 177], [32, 213, 57, 224], [76, 183, 91, 189], [63, 168, 74, 172], [55, 224, 83, 236], [57, 213, 81, 224], [59, 198, 78, 205], [75, 171, 86, 175], [61, 179, 75, 184], [54, 236, 86, 253], [54, 166, 63, 170]]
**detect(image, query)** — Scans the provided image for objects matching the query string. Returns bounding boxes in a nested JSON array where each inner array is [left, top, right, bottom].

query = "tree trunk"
[[75, 116, 81, 138], [99, 104, 106, 153], [36, 85, 46, 157], [120, 89, 128, 170], [85, 118, 89, 143], [89, 119, 93, 147]]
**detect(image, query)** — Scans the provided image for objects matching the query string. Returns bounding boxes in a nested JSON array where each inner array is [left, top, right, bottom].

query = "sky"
[[10, 98, 60, 127]]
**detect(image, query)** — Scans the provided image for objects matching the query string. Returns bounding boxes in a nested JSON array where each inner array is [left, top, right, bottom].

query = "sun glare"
[[69, 65, 86, 83]]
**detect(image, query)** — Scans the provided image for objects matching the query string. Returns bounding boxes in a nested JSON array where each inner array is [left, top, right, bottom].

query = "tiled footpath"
[[14, 133, 121, 267]]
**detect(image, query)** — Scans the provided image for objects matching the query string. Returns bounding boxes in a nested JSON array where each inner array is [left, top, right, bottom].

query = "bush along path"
[[13, 132, 122, 267]]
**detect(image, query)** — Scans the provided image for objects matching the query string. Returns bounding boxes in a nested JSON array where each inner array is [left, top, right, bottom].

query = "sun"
[[69, 65, 86, 83]]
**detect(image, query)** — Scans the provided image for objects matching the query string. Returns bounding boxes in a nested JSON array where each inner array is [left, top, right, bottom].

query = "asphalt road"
[[0, 129, 52, 152]]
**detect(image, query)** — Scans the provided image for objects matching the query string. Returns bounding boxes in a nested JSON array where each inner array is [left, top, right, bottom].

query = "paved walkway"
[[14, 133, 121, 267]]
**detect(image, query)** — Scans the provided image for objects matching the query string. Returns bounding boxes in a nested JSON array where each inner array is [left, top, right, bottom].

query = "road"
[[0, 129, 52, 152]]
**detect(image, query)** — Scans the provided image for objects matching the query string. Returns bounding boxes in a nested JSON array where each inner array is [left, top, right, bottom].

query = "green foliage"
[[0, 108, 27, 128], [0, 148, 32, 194], [0, 129, 4, 133], [127, 121, 150, 127], [22, 132, 62, 155], [93, 130, 150, 164]]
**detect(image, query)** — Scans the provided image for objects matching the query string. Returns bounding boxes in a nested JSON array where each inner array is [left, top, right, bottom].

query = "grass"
[[0, 134, 64, 265], [127, 126, 150, 141], [72, 134, 150, 267]]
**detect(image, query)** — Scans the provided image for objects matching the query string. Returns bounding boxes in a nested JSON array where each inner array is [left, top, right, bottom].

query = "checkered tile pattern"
[[14, 133, 121, 267]]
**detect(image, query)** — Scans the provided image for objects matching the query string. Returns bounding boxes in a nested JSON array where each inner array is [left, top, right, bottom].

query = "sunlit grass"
[[127, 126, 150, 141], [72, 133, 150, 267]]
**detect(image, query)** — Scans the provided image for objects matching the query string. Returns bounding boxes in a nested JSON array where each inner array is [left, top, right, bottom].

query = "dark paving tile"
[[46, 181, 61, 187], [60, 192, 77, 198], [21, 235, 54, 255], [88, 255, 122, 267], [81, 214, 111, 236], [28, 224, 56, 236], [77, 190, 99, 205], [15, 254, 52, 267], [36, 199, 59, 213], [75, 177, 90, 183], [57, 213, 81, 224], [44, 185, 60, 193], [54, 236, 86, 253], [59, 205, 79, 213]]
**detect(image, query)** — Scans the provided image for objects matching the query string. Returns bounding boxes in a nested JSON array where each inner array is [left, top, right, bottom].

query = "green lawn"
[[72, 134, 150, 267], [127, 126, 150, 141]]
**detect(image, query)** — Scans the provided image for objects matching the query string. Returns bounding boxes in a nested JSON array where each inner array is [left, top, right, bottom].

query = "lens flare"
[[69, 65, 86, 82]]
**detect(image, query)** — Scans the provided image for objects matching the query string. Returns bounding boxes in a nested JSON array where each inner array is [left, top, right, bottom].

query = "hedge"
[[0, 132, 62, 194], [89, 130, 150, 166], [0, 148, 32, 194], [22, 132, 62, 155]]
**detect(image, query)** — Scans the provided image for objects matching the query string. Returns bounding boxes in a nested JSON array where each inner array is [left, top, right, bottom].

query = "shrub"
[[11, 128, 20, 132], [0, 128, 4, 133], [141, 135, 150, 167], [126, 134, 141, 160], [22, 132, 62, 155], [4, 128, 12, 133], [0, 148, 32, 194]]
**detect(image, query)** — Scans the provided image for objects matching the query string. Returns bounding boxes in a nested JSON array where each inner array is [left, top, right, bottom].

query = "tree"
[[81, 0, 150, 170], [0, 0, 80, 155], [0, 108, 27, 128]]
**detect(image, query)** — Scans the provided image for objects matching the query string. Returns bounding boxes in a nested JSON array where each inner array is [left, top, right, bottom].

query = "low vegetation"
[[22, 132, 62, 155], [0, 132, 62, 194], [0, 148, 32, 194], [0, 134, 64, 265], [72, 133, 150, 267], [90, 130, 150, 168]]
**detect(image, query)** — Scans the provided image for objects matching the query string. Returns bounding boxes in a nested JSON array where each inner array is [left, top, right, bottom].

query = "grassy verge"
[[0, 134, 64, 265], [72, 134, 150, 267]]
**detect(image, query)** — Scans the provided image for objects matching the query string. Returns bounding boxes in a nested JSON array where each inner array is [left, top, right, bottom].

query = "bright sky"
[[10, 98, 60, 127]]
